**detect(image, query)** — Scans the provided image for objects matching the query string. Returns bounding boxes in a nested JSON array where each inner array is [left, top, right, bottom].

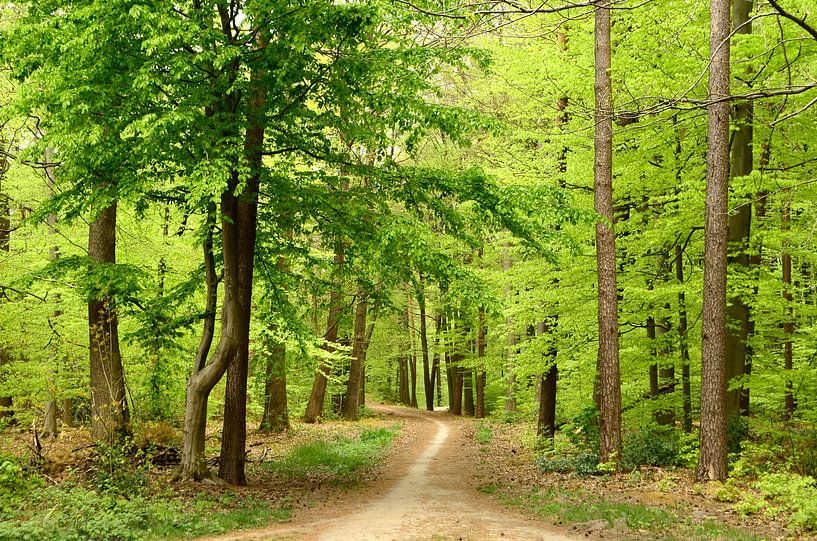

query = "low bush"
[[621, 424, 684, 470]]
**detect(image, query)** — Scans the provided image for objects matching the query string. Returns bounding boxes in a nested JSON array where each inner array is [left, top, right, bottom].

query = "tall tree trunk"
[[261, 340, 289, 431], [360, 307, 378, 407], [219, 68, 267, 485], [537, 321, 558, 439], [407, 296, 418, 408], [304, 242, 345, 423], [463, 368, 474, 416], [782, 190, 795, 419], [181, 175, 243, 481], [43, 148, 60, 438], [594, 0, 621, 465], [0, 149, 10, 422], [260, 246, 290, 432], [725, 0, 754, 421], [341, 289, 368, 420], [698, 0, 731, 482], [676, 244, 693, 433], [475, 307, 487, 419], [503, 242, 517, 412], [88, 201, 131, 442], [417, 279, 433, 411]]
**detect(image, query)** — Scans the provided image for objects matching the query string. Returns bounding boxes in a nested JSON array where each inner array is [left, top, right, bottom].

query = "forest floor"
[[198, 404, 802, 541], [200, 404, 577, 541], [2, 404, 809, 540]]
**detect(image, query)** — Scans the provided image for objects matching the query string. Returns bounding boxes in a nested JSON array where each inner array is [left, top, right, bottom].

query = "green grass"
[[0, 486, 291, 541], [494, 487, 759, 541], [474, 423, 493, 445], [267, 426, 398, 482]]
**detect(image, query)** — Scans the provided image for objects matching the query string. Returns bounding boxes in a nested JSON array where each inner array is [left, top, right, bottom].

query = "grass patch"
[[474, 423, 493, 445], [494, 487, 758, 540], [267, 426, 397, 483], [0, 486, 291, 541]]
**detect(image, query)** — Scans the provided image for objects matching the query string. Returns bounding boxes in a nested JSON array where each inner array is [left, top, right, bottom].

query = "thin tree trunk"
[[0, 151, 10, 422], [594, 0, 621, 465], [537, 321, 558, 439], [676, 244, 692, 433], [782, 190, 795, 419], [341, 289, 368, 420], [304, 243, 345, 423], [360, 307, 378, 407], [88, 201, 131, 442], [261, 341, 289, 431], [503, 242, 516, 412], [408, 296, 418, 408], [463, 368, 474, 416], [43, 148, 60, 438], [417, 279, 433, 411], [475, 307, 487, 418], [698, 0, 731, 482]]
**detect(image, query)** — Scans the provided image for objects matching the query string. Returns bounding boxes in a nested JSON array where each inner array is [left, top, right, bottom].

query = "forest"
[[1, 0, 817, 539]]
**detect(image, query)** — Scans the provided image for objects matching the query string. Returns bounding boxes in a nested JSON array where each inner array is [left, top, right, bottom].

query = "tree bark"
[[341, 288, 368, 420], [88, 201, 131, 442], [43, 148, 60, 438], [594, 0, 621, 465], [0, 149, 11, 423], [261, 340, 289, 431], [676, 244, 693, 433], [503, 242, 517, 412], [417, 280, 433, 411], [724, 0, 754, 421], [698, 0, 731, 482], [782, 189, 795, 419], [407, 296, 418, 408], [219, 65, 267, 485], [537, 321, 558, 439], [475, 307, 487, 418]]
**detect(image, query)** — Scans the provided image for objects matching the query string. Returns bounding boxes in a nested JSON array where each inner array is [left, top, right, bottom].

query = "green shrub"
[[268, 426, 397, 481], [621, 424, 683, 470], [536, 451, 601, 476], [753, 472, 817, 531], [566, 406, 599, 453], [474, 422, 493, 444]]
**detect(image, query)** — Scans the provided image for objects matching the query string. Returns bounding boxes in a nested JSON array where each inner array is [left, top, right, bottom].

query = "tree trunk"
[[724, 0, 754, 422], [503, 242, 516, 412], [676, 245, 693, 433], [261, 340, 289, 432], [463, 368, 474, 416], [0, 150, 11, 423], [181, 173, 243, 481], [407, 296, 418, 409], [360, 307, 378, 407], [475, 307, 487, 418], [219, 69, 267, 485], [537, 321, 558, 439], [341, 289, 368, 420], [88, 202, 131, 442], [782, 190, 795, 419], [417, 281, 433, 411], [594, 0, 621, 465], [698, 0, 731, 482], [42, 148, 60, 438], [304, 244, 345, 423]]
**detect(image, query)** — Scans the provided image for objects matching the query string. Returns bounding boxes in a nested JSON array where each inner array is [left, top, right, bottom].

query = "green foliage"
[[0, 455, 43, 516], [0, 485, 290, 541], [621, 424, 685, 470], [474, 422, 493, 444], [267, 426, 397, 482], [536, 452, 602, 477], [752, 472, 817, 531]]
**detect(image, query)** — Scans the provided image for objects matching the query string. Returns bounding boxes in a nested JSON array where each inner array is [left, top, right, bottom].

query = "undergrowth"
[[266, 425, 398, 482]]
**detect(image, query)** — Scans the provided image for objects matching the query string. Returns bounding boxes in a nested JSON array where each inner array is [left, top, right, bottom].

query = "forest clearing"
[[2, 0, 817, 539]]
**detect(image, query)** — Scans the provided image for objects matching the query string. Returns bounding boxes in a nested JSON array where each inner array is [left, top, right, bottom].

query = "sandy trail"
[[204, 407, 577, 541]]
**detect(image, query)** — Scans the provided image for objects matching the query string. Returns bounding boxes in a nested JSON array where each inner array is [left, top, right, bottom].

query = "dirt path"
[[203, 406, 577, 541]]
